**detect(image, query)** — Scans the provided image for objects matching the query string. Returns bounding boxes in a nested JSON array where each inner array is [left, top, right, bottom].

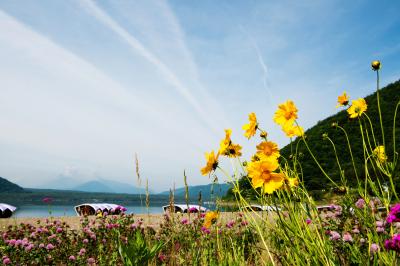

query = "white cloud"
[[0, 10, 217, 190], [78, 0, 227, 135]]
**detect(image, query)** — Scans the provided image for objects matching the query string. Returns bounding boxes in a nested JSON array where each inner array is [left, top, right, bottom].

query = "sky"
[[0, 1, 399, 192]]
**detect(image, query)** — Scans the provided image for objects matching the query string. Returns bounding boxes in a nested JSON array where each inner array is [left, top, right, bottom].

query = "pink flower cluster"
[[386, 204, 400, 224], [355, 198, 365, 209], [384, 234, 400, 252], [2, 256, 11, 265]]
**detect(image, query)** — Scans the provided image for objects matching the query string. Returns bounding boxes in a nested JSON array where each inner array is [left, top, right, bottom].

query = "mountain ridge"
[[0, 177, 24, 193]]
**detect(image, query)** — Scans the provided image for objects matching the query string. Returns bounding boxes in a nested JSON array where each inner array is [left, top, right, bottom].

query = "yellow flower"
[[287, 177, 299, 187], [256, 141, 280, 159], [282, 124, 304, 138], [203, 211, 219, 228], [200, 151, 219, 176], [373, 146, 387, 162], [251, 154, 260, 162], [274, 100, 298, 126], [260, 131, 268, 139], [225, 143, 242, 158], [219, 129, 232, 154], [336, 92, 349, 108], [246, 157, 285, 194], [219, 129, 242, 158], [371, 60, 381, 71], [347, 98, 367, 118], [242, 112, 258, 139]]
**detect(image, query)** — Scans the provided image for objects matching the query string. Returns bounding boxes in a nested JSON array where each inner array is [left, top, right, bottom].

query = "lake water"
[[12, 205, 164, 218]]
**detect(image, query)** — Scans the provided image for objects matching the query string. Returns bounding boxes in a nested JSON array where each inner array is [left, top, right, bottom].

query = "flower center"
[[212, 162, 218, 170], [284, 112, 293, 119]]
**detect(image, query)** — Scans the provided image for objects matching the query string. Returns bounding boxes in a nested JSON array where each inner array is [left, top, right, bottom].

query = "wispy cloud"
[[78, 0, 224, 135], [239, 25, 272, 104], [0, 1, 399, 191], [0, 9, 213, 189]]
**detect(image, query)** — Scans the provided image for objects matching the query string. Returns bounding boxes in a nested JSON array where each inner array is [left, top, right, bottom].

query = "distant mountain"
[[73, 180, 112, 193], [45, 175, 82, 190], [159, 183, 232, 199], [0, 177, 24, 193], [73, 178, 147, 194]]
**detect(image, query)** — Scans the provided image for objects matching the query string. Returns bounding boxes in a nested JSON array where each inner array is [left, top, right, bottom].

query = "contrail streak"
[[239, 25, 272, 103], [79, 0, 221, 135]]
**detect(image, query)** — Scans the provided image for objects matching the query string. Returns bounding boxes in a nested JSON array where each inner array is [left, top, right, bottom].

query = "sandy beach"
[[0, 212, 253, 231]]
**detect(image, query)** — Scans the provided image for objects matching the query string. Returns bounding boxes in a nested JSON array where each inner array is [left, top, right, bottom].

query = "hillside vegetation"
[[224, 79, 400, 200], [159, 183, 231, 199], [0, 177, 24, 193], [280, 80, 400, 190]]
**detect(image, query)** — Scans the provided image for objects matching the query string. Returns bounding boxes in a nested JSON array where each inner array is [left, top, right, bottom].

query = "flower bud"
[[260, 131, 268, 138], [371, 60, 381, 71]]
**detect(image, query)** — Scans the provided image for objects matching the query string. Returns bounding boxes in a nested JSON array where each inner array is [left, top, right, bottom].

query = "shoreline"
[[0, 212, 245, 231]]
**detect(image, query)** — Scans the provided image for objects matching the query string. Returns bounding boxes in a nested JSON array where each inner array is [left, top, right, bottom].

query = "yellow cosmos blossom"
[[347, 98, 367, 118], [219, 129, 242, 157], [225, 143, 242, 158], [274, 100, 298, 126], [242, 112, 258, 139], [203, 211, 219, 228], [282, 124, 304, 138], [373, 146, 387, 163], [219, 129, 232, 154], [246, 157, 285, 194], [251, 154, 261, 162], [200, 151, 219, 176], [256, 141, 280, 159], [336, 92, 349, 108], [287, 177, 299, 187]]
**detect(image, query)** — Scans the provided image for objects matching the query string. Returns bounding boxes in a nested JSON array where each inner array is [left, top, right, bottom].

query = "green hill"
[[159, 183, 232, 200], [0, 177, 24, 193], [225, 79, 400, 199], [280, 79, 400, 190]]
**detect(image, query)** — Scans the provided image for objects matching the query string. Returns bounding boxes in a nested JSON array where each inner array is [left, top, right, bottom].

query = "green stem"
[[376, 70, 385, 147], [337, 125, 359, 184], [393, 100, 400, 162], [358, 119, 369, 198], [300, 137, 338, 187], [325, 136, 346, 186], [363, 113, 378, 148]]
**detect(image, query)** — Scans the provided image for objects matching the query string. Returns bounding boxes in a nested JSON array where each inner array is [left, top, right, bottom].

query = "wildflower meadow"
[[1, 61, 399, 265]]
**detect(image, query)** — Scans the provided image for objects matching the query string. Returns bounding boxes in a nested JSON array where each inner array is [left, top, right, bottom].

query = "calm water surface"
[[13, 205, 163, 218]]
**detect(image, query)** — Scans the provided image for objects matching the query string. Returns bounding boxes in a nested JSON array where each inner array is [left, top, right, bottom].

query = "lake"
[[11, 202, 221, 218], [12, 205, 164, 218]]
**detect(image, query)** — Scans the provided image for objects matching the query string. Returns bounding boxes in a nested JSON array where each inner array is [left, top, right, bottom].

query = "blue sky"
[[0, 1, 399, 192]]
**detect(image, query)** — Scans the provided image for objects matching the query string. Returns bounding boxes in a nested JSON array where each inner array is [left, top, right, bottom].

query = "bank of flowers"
[[200, 60, 400, 265]]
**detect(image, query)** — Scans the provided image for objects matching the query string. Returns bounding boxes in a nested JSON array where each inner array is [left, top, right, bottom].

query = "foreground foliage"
[[0, 212, 259, 265], [201, 60, 400, 265], [2, 60, 399, 265]]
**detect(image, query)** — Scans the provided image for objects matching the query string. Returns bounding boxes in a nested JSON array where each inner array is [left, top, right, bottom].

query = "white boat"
[[162, 204, 207, 213], [0, 203, 17, 218], [245, 204, 281, 212], [74, 203, 125, 216]]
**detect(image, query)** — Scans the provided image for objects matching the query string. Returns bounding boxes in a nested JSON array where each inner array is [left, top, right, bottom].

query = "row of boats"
[[3, 202, 386, 218], [0, 202, 283, 218]]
